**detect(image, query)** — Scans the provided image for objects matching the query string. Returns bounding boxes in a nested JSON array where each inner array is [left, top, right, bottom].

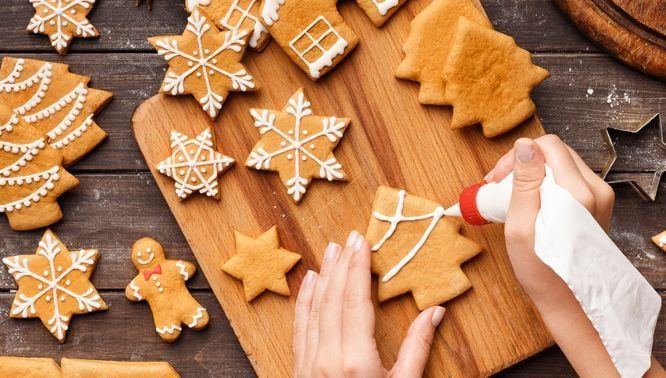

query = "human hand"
[[293, 231, 446, 378]]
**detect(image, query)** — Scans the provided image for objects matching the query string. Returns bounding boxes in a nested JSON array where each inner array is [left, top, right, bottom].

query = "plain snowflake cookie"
[[125, 237, 210, 342], [149, 6, 257, 119], [222, 226, 301, 301], [157, 128, 235, 200], [27, 0, 100, 54], [2, 230, 107, 342], [366, 186, 482, 310]]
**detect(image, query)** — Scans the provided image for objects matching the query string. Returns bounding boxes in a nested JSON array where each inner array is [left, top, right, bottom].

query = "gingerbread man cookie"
[[27, 0, 100, 54], [125, 237, 209, 342]]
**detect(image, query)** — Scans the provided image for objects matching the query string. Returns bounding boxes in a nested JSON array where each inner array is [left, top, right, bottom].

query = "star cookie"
[[27, 0, 100, 55], [0, 57, 112, 166], [222, 226, 301, 301], [442, 17, 549, 137], [149, 7, 257, 119], [196, 0, 271, 51], [2, 230, 107, 342], [395, 0, 492, 105], [0, 104, 79, 231], [157, 128, 234, 200], [366, 186, 482, 310], [245, 88, 350, 203]]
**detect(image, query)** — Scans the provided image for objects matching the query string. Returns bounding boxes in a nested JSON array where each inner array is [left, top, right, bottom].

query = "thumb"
[[391, 306, 445, 378], [508, 138, 545, 223]]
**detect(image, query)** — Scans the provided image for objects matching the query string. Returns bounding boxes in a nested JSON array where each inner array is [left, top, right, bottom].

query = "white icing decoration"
[[0, 114, 19, 137], [136, 249, 155, 265], [156, 325, 182, 335], [1, 233, 102, 341], [154, 8, 255, 118], [0, 62, 52, 115], [247, 91, 346, 202], [0, 165, 62, 214], [157, 129, 234, 199], [176, 260, 190, 280], [27, 0, 97, 52], [288, 16, 348, 79], [188, 307, 206, 327], [658, 235, 666, 247], [0, 138, 46, 177], [371, 189, 446, 282], [371, 0, 399, 16], [185, 0, 211, 12], [220, 0, 268, 49], [260, 0, 284, 26], [49, 115, 93, 150]]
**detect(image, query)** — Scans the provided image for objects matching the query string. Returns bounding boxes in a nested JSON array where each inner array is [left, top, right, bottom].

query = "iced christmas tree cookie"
[[27, 0, 100, 54], [395, 0, 492, 105], [157, 128, 234, 200], [0, 104, 79, 231], [149, 7, 257, 119], [125, 237, 210, 342], [366, 186, 482, 310], [195, 0, 271, 51], [246, 88, 349, 203], [2, 230, 107, 342], [0, 57, 111, 166], [222, 226, 301, 301]]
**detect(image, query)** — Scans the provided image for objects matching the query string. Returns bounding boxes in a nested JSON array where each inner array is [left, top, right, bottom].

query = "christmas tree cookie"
[[195, 0, 271, 51], [27, 0, 100, 54], [222, 226, 301, 301], [246, 88, 350, 203], [0, 104, 79, 231], [149, 7, 257, 119], [2, 230, 107, 342], [0, 57, 112, 166], [366, 186, 482, 310], [157, 128, 235, 200]]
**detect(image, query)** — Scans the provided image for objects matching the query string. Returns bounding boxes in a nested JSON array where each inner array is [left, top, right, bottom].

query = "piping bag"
[[446, 166, 661, 377]]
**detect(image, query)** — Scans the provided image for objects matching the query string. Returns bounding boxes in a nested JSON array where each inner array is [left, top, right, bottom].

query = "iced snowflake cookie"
[[366, 186, 482, 310], [27, 0, 100, 55], [0, 105, 79, 231], [442, 17, 549, 137], [0, 57, 112, 166], [0, 356, 180, 377], [194, 0, 271, 51], [395, 0, 491, 105], [652, 231, 666, 253], [246, 88, 349, 203], [2, 230, 107, 342], [157, 128, 234, 200], [222, 226, 301, 301], [125, 237, 209, 342], [149, 7, 257, 119]]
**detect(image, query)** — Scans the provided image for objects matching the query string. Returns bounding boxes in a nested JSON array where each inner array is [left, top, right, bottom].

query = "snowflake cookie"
[[366, 186, 482, 310], [222, 226, 301, 301], [149, 7, 257, 119], [125, 237, 209, 342], [27, 0, 100, 55], [194, 0, 271, 51], [246, 88, 350, 203], [2, 230, 107, 342], [157, 128, 234, 200], [0, 104, 79, 231], [0, 57, 112, 166]]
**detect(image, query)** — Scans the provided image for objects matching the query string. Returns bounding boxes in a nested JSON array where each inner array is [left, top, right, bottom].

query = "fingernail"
[[323, 242, 340, 261], [352, 234, 365, 252], [484, 172, 494, 183], [345, 230, 359, 248], [516, 140, 534, 163], [304, 270, 316, 287], [431, 306, 446, 327]]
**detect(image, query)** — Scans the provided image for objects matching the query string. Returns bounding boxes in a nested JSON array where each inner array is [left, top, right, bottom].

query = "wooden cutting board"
[[131, 1, 552, 376]]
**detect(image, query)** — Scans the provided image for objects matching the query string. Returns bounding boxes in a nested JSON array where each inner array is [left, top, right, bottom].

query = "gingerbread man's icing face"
[[131, 238, 166, 269]]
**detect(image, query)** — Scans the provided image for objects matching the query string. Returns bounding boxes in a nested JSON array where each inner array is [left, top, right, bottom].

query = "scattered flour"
[[605, 84, 632, 108]]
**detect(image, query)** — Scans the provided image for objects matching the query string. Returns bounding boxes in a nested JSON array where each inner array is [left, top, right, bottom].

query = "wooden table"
[[0, 0, 663, 376]]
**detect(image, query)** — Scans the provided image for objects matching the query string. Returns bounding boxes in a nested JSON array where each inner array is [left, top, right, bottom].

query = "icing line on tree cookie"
[[371, 189, 446, 282]]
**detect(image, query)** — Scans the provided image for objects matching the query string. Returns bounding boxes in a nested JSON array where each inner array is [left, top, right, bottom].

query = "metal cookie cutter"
[[600, 113, 665, 201]]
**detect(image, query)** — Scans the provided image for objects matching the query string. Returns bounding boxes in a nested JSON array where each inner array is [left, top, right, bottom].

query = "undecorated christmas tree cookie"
[[366, 186, 482, 310], [222, 226, 301, 301], [0, 356, 62, 377], [0, 356, 181, 377]]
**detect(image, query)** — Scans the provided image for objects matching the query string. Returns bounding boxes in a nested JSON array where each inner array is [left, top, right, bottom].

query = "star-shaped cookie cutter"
[[600, 113, 665, 201]]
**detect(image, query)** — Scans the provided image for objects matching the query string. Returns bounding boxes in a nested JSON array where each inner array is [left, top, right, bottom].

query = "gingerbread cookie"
[[222, 226, 301, 301], [652, 230, 666, 252], [157, 128, 234, 200], [125, 237, 209, 342], [355, 0, 409, 26], [442, 17, 549, 137], [0, 105, 79, 231], [2, 230, 107, 342], [246, 88, 349, 203], [366, 186, 482, 310], [395, 0, 492, 105], [185, 0, 211, 11], [60, 358, 180, 377], [27, 0, 100, 54], [197, 0, 271, 51], [0, 57, 112, 166], [149, 7, 257, 119], [0, 356, 62, 377]]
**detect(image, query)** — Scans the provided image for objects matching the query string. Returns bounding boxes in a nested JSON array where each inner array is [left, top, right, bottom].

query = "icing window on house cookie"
[[288, 16, 349, 79], [371, 189, 445, 282], [371, 0, 400, 15], [221, 0, 267, 48]]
